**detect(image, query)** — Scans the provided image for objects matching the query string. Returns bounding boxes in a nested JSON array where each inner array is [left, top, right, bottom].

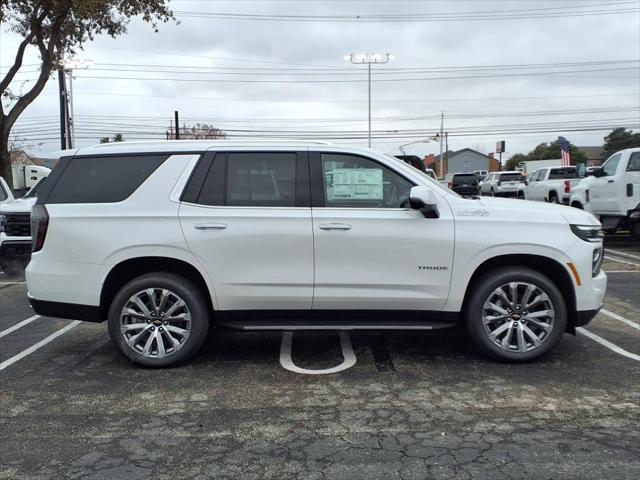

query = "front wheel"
[[464, 267, 567, 362], [108, 272, 210, 368]]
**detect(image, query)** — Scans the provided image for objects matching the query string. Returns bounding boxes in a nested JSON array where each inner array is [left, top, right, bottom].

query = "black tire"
[[631, 222, 640, 241], [548, 193, 559, 204], [108, 272, 210, 368], [490, 188, 495, 197], [571, 202, 583, 210], [517, 192, 525, 200], [464, 267, 567, 363]]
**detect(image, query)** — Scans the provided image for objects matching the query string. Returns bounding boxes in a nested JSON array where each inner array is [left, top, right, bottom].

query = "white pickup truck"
[[518, 166, 583, 204], [0, 177, 15, 205], [0, 178, 47, 275], [586, 148, 640, 237]]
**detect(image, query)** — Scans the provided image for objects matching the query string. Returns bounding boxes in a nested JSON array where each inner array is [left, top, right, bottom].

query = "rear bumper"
[[29, 296, 104, 323]]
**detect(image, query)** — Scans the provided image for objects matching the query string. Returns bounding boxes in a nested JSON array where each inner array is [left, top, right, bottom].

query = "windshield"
[[548, 167, 577, 179], [24, 177, 47, 198], [383, 153, 456, 195]]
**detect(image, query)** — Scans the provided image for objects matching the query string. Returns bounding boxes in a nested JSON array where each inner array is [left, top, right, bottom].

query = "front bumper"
[[575, 306, 602, 327], [0, 239, 31, 262]]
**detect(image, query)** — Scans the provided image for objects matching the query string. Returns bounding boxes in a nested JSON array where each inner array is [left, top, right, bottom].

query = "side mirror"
[[409, 186, 439, 218], [592, 167, 604, 177]]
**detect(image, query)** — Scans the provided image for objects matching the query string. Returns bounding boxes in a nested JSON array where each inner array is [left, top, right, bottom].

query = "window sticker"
[[326, 168, 383, 201]]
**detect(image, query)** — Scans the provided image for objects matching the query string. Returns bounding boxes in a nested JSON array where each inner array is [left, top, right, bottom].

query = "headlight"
[[570, 224, 604, 243], [592, 246, 604, 277], [0, 214, 5, 233]]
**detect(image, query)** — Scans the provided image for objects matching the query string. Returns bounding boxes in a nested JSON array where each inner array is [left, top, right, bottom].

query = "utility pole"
[[445, 131, 449, 175], [58, 68, 68, 150], [67, 70, 74, 147], [344, 53, 395, 148], [174, 110, 180, 140], [438, 112, 444, 178]]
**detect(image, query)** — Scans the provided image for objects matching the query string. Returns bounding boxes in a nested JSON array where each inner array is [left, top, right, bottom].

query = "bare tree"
[[0, 1, 174, 188]]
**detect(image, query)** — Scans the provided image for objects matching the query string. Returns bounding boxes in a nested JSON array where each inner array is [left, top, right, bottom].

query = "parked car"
[[480, 171, 524, 197], [0, 177, 47, 276], [587, 148, 640, 237], [11, 164, 50, 197], [473, 169, 488, 181], [449, 173, 481, 196], [27, 140, 606, 367], [517, 166, 582, 204]]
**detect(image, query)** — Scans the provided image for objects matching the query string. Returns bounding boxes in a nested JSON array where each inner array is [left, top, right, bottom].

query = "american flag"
[[558, 136, 571, 166]]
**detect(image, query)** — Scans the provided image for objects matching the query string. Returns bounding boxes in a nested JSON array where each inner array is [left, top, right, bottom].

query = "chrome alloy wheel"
[[482, 282, 555, 353], [120, 288, 191, 359]]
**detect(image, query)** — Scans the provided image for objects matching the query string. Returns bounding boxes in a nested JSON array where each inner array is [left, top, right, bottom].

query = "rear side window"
[[45, 155, 168, 204], [548, 168, 577, 180], [197, 152, 297, 207]]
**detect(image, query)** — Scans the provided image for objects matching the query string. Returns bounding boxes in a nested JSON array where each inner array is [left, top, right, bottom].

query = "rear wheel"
[[548, 193, 559, 204], [108, 272, 210, 368], [465, 267, 567, 362]]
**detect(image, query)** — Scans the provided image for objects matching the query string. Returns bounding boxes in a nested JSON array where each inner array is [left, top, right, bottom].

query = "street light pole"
[[344, 53, 394, 148]]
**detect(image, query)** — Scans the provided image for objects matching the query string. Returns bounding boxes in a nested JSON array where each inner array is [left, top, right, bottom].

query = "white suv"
[[26, 141, 607, 367]]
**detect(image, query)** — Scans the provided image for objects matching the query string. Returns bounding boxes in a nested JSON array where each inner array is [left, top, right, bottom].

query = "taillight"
[[31, 205, 49, 252], [564, 180, 571, 194]]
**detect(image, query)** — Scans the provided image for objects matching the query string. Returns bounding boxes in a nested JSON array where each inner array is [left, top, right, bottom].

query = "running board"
[[218, 318, 457, 331]]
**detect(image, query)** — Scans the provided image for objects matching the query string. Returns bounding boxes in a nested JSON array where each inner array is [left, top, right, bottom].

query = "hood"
[[0, 196, 37, 213], [466, 196, 600, 226]]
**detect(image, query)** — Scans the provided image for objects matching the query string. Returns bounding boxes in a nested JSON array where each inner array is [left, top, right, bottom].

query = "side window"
[[627, 152, 640, 171], [197, 152, 297, 207], [320, 154, 413, 208], [45, 154, 169, 204], [602, 153, 622, 176]]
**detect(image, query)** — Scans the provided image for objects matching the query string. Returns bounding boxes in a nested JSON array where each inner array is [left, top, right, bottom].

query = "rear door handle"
[[607, 180, 614, 183], [319, 223, 352, 231], [195, 222, 227, 230]]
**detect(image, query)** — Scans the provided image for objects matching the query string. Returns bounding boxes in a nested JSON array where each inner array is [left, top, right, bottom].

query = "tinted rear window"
[[46, 155, 169, 204], [548, 168, 577, 180], [499, 173, 522, 182], [453, 174, 476, 182]]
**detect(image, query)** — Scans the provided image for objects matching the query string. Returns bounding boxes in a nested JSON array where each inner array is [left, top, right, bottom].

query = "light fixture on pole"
[[344, 52, 394, 148], [60, 58, 93, 148], [399, 136, 438, 155]]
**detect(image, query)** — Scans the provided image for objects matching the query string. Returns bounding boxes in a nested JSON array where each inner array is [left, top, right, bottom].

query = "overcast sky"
[[1, 0, 639, 160]]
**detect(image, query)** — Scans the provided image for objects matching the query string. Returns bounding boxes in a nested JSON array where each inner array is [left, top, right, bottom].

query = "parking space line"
[[279, 331, 357, 375], [577, 327, 640, 362], [600, 308, 640, 331], [606, 248, 640, 260], [0, 315, 41, 338], [0, 321, 82, 372], [604, 255, 640, 267]]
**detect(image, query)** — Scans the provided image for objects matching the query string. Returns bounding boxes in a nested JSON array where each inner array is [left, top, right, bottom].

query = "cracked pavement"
[[1, 241, 639, 479]]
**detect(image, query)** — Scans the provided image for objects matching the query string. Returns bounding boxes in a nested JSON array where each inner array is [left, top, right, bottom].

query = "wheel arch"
[[100, 256, 215, 320], [461, 254, 578, 333]]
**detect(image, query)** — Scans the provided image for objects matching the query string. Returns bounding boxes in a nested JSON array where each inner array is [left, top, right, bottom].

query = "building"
[[576, 146, 605, 166], [431, 148, 499, 176]]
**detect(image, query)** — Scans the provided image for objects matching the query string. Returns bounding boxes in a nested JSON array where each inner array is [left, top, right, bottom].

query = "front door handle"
[[607, 180, 614, 183], [319, 223, 352, 231], [195, 222, 227, 230]]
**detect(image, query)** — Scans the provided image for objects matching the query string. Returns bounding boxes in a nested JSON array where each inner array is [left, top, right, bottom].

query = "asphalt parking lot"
[[1, 238, 639, 480]]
